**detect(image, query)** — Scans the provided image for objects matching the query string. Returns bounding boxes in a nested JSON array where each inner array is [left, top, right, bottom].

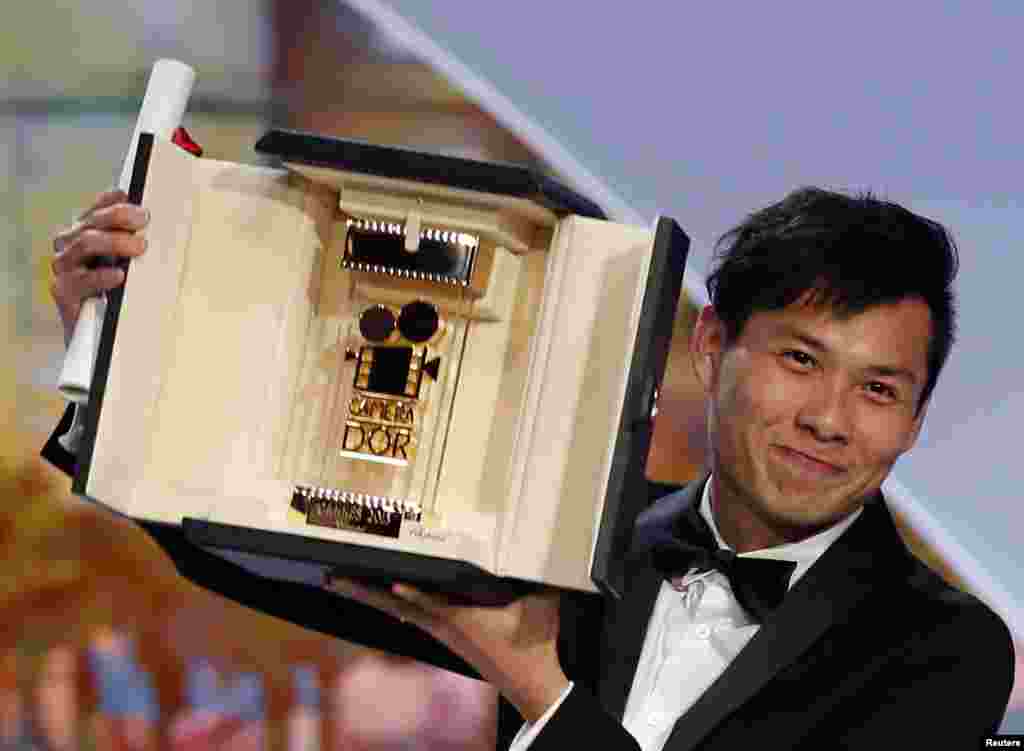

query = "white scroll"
[[57, 59, 196, 408]]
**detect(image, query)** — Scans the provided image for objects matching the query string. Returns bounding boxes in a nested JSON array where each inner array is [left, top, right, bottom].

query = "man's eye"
[[866, 382, 898, 400], [782, 350, 815, 368]]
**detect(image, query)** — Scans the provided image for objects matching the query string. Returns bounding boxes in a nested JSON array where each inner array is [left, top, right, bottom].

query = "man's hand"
[[325, 578, 570, 723], [50, 189, 149, 344]]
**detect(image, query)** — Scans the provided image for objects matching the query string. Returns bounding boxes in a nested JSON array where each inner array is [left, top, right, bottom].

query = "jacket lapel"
[[595, 480, 707, 719], [595, 559, 662, 719], [663, 495, 909, 750]]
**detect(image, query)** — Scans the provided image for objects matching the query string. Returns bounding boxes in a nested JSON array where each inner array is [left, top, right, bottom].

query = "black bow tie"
[[647, 499, 797, 623]]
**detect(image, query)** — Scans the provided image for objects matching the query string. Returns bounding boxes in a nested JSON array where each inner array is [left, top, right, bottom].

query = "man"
[[47, 186, 1014, 749]]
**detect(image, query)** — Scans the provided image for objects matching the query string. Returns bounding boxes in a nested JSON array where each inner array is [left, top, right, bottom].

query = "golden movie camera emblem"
[[341, 300, 445, 465]]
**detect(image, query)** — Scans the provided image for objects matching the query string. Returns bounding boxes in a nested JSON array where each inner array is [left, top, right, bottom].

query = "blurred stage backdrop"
[[1, 1, 1019, 747]]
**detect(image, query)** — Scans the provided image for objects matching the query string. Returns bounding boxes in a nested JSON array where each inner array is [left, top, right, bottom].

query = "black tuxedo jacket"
[[43, 412, 1013, 749], [539, 477, 1014, 750]]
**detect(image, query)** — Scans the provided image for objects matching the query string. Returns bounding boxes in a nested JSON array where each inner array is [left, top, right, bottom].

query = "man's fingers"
[[52, 229, 116, 273], [52, 189, 132, 253], [74, 267, 127, 297], [78, 189, 129, 220], [325, 577, 420, 624], [82, 203, 150, 233], [390, 583, 452, 617], [53, 203, 148, 257], [52, 228, 146, 276], [51, 267, 126, 309]]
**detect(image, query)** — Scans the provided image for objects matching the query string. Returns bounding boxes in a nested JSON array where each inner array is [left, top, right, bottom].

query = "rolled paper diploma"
[[57, 58, 196, 406]]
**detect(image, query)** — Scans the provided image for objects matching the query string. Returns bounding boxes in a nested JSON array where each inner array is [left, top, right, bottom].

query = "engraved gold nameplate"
[[291, 486, 422, 539]]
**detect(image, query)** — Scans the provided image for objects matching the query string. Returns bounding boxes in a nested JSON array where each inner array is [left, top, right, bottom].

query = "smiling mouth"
[[773, 446, 846, 478]]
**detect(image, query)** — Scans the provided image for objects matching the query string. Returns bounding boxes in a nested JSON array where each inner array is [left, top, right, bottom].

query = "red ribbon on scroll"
[[172, 126, 203, 156]]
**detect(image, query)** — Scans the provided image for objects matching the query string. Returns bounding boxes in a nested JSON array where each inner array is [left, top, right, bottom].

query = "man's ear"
[[690, 305, 726, 394]]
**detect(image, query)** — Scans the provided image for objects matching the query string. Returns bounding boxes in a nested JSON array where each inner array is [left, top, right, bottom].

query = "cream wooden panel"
[[499, 217, 653, 590], [90, 142, 315, 522]]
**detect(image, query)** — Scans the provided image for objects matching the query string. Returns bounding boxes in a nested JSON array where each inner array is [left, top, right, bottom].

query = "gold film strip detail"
[[340, 261, 470, 287], [342, 217, 478, 287], [345, 218, 480, 249], [291, 484, 423, 520]]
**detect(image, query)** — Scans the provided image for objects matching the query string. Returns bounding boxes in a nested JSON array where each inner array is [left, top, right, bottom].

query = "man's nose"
[[795, 377, 851, 444]]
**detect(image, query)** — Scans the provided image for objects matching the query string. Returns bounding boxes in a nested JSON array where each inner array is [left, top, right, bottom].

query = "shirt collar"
[[698, 474, 863, 589]]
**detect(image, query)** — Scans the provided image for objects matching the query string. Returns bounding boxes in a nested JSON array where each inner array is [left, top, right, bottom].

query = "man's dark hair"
[[706, 187, 958, 411]]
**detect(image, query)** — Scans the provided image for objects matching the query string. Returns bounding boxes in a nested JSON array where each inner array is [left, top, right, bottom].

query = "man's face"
[[691, 296, 932, 548]]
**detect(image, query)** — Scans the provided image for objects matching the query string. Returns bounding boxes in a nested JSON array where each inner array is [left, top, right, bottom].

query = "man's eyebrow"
[[774, 326, 828, 352], [863, 365, 918, 385], [774, 325, 919, 385]]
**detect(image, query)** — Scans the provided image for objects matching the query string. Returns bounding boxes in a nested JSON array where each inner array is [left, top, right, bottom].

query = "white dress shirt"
[[510, 477, 862, 751]]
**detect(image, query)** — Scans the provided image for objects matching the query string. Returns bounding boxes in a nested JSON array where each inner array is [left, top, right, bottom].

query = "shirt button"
[[694, 624, 711, 639], [648, 711, 670, 726]]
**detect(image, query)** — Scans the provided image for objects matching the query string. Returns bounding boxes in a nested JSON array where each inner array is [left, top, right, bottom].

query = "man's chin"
[[777, 500, 864, 529], [750, 492, 860, 537]]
